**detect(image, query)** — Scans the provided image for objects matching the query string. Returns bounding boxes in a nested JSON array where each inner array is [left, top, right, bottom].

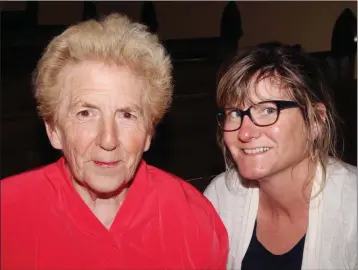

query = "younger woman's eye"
[[228, 110, 241, 118], [263, 107, 277, 115]]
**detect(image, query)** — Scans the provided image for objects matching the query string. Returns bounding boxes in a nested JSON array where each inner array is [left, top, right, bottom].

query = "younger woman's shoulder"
[[324, 158, 357, 211], [327, 158, 356, 187], [204, 170, 251, 208]]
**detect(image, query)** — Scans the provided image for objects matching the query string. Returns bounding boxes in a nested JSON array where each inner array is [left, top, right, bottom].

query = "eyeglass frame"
[[216, 100, 301, 132]]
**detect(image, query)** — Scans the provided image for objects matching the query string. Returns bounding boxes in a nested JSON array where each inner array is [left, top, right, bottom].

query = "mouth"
[[93, 160, 120, 168], [242, 147, 271, 155]]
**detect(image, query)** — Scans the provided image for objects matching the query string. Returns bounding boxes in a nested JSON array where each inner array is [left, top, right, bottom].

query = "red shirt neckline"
[[48, 157, 149, 239]]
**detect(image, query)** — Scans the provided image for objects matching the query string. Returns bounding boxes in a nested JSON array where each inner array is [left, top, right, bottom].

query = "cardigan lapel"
[[302, 163, 324, 269], [233, 186, 259, 270]]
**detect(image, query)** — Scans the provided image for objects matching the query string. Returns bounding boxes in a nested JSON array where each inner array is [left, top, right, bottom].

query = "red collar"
[[49, 157, 149, 238]]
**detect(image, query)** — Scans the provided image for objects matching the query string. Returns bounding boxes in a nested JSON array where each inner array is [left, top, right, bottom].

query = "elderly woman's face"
[[223, 78, 309, 180], [46, 61, 151, 195]]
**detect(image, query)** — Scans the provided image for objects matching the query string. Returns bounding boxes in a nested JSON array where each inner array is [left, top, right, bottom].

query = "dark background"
[[1, 1, 357, 192]]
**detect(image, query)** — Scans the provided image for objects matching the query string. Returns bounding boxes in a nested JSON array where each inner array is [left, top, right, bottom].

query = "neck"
[[73, 181, 128, 230], [258, 158, 316, 221]]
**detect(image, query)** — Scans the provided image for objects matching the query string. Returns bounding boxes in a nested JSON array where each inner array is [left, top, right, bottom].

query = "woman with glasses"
[[204, 42, 357, 270]]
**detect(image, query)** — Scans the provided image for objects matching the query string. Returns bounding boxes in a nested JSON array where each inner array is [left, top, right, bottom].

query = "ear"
[[143, 133, 152, 152], [45, 122, 63, 150], [312, 102, 327, 139]]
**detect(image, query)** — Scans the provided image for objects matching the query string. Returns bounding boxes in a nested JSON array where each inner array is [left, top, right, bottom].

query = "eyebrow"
[[71, 101, 144, 114], [73, 102, 99, 110]]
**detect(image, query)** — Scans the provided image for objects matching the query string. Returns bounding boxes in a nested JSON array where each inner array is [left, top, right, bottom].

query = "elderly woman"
[[204, 42, 357, 270], [1, 14, 228, 270]]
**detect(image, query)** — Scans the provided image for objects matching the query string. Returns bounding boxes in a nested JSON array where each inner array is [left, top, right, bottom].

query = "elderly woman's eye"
[[77, 110, 91, 118], [121, 111, 137, 120]]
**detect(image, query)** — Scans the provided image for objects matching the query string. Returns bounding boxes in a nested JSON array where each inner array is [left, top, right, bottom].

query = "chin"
[[237, 165, 270, 181], [91, 185, 126, 198], [86, 178, 127, 197], [235, 155, 273, 179]]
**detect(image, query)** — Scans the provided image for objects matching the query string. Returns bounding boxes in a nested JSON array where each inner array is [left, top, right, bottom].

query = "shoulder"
[[1, 161, 63, 248], [1, 160, 62, 208], [327, 158, 356, 179], [204, 171, 229, 198], [146, 163, 222, 215], [145, 164, 229, 267], [318, 159, 357, 216], [322, 158, 357, 232], [204, 170, 249, 210], [325, 158, 357, 195], [2, 167, 46, 202], [144, 164, 226, 231], [320, 159, 357, 266]]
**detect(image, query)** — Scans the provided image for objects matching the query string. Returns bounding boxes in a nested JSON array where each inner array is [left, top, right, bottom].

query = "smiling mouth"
[[242, 147, 271, 154], [93, 161, 120, 168]]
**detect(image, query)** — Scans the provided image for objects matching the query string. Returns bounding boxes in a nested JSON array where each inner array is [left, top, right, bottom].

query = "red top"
[[1, 158, 228, 270]]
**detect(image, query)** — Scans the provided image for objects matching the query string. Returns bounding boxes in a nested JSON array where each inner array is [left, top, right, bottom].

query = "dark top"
[[242, 221, 306, 270]]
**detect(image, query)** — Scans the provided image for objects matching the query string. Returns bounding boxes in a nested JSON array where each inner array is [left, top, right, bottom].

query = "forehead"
[[249, 77, 292, 103], [226, 76, 295, 109], [59, 61, 144, 107]]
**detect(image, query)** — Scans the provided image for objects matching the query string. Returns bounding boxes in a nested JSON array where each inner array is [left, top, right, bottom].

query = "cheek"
[[269, 122, 306, 149], [120, 126, 149, 154], [223, 132, 236, 147], [75, 120, 98, 135], [62, 122, 97, 155], [269, 126, 281, 138], [223, 132, 240, 156]]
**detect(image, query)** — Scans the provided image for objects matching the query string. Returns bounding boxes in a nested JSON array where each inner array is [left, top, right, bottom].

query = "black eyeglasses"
[[217, 100, 300, 132]]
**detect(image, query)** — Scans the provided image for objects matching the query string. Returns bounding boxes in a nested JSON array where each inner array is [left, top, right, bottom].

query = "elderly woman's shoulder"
[[1, 164, 50, 185], [146, 164, 204, 196], [1, 162, 58, 204], [146, 164, 225, 209], [145, 165, 229, 262]]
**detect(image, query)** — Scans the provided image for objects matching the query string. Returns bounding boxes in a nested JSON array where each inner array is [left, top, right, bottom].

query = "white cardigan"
[[204, 159, 357, 270]]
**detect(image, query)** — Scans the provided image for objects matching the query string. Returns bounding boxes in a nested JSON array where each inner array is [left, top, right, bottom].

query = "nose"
[[97, 117, 119, 151], [237, 115, 261, 142]]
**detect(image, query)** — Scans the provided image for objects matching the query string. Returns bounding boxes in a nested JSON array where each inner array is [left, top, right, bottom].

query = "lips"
[[93, 160, 119, 167], [242, 147, 271, 154]]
